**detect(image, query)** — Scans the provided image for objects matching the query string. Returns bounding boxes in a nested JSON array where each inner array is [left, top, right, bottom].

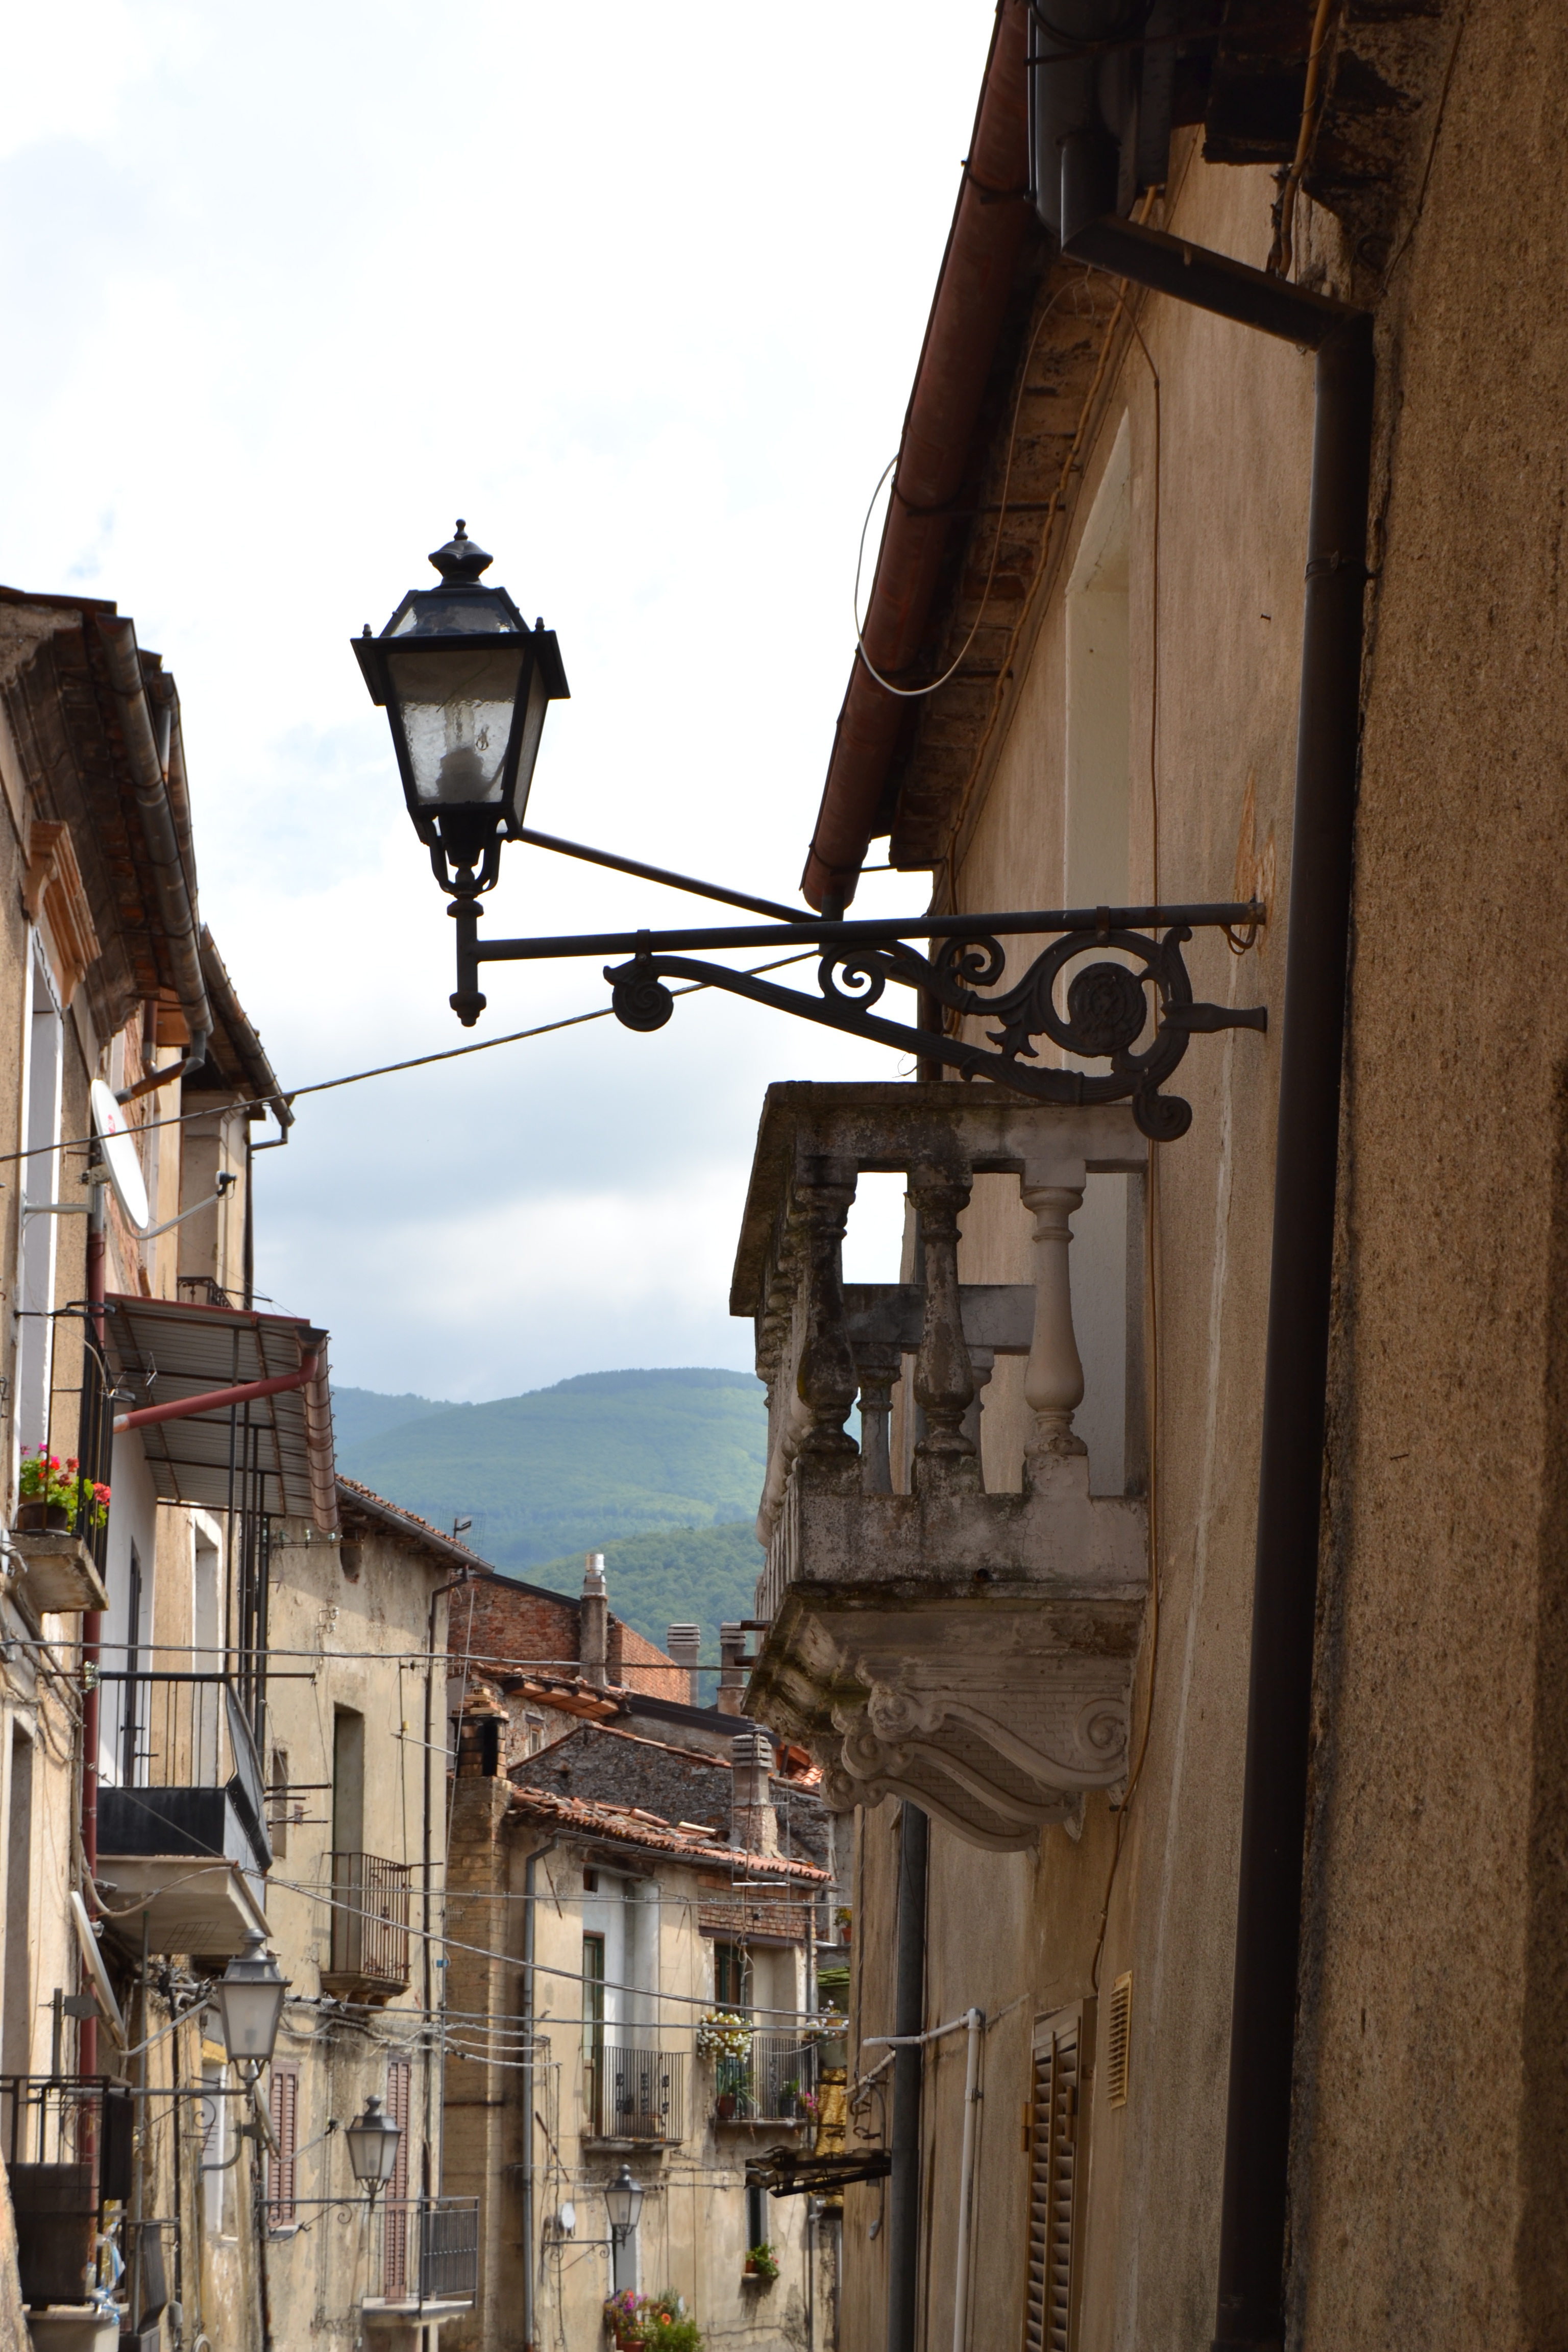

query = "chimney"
[[730, 1728, 778, 1855], [580, 1552, 608, 1688], [717, 1622, 747, 1717], [666, 1625, 701, 1707]]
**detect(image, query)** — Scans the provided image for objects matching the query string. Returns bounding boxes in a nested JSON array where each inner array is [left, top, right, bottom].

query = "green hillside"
[[334, 1366, 769, 1581], [526, 1520, 765, 1679], [332, 1386, 463, 1451]]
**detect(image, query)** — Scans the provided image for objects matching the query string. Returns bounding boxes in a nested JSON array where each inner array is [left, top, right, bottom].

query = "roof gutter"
[[96, 617, 213, 1083], [801, 0, 1033, 913]]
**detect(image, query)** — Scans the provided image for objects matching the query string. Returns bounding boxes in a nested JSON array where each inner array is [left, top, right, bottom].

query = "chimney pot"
[[730, 1728, 778, 1855], [580, 1551, 609, 1688], [667, 1624, 701, 1707]]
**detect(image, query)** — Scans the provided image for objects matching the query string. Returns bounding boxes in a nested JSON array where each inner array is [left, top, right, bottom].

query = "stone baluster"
[[960, 1346, 996, 1490], [854, 1346, 902, 1495], [910, 1164, 978, 1490], [792, 1169, 859, 1464], [1021, 1172, 1089, 1473]]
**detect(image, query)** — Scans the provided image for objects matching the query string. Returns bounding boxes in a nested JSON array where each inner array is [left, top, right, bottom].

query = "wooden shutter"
[[1023, 2000, 1095, 2352], [267, 2066, 299, 2228], [383, 2057, 413, 2298]]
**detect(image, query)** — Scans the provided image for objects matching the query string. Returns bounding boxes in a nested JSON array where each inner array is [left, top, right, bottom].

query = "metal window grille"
[[714, 2032, 819, 2125], [584, 2045, 685, 2144], [327, 1852, 412, 1988]]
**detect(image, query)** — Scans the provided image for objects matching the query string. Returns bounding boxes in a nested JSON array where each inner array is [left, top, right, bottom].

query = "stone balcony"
[[732, 1083, 1149, 1851]]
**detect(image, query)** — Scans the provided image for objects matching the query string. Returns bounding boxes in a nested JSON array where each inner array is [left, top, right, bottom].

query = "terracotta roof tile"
[[503, 1783, 828, 1882], [337, 1474, 495, 1569]]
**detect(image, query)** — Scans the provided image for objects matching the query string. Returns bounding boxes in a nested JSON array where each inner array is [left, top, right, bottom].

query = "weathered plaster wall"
[[1295, 4, 1568, 2343], [447, 1809, 814, 2352]]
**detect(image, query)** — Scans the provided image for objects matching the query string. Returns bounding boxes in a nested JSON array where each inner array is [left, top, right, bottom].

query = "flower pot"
[[716, 2092, 738, 2121], [15, 1502, 70, 1533]]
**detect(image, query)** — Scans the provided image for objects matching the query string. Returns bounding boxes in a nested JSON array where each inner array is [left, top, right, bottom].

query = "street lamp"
[[354, 521, 569, 896], [210, 1931, 288, 2074], [344, 2096, 403, 2202], [604, 2165, 644, 2246]]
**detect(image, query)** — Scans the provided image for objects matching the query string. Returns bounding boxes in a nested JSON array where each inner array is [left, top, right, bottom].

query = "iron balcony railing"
[[713, 2032, 820, 2125], [93, 1671, 274, 1877], [326, 1851, 413, 1991], [371, 2197, 480, 2307], [583, 2044, 686, 2143]]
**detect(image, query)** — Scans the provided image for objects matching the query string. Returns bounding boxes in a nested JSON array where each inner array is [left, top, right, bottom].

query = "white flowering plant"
[[695, 2008, 753, 2062]]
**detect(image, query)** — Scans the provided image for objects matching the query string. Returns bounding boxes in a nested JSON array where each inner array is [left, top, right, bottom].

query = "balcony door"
[[583, 1932, 606, 2134], [330, 1710, 366, 1975]]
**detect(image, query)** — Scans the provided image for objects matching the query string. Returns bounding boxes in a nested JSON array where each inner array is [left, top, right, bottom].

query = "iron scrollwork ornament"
[[607, 918, 1265, 1140]]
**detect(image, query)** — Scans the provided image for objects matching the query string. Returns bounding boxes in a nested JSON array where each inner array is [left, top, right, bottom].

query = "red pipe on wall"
[[112, 1354, 321, 1434], [80, 1209, 106, 2079], [801, 0, 1032, 912]]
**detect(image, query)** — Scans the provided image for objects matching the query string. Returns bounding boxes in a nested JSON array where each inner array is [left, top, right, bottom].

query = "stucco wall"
[[1291, 3, 1568, 2343]]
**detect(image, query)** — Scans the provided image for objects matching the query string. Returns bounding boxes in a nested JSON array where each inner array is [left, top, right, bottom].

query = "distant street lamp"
[[354, 521, 569, 898], [604, 2165, 644, 2246], [345, 2096, 403, 2202], [211, 1931, 288, 2074]]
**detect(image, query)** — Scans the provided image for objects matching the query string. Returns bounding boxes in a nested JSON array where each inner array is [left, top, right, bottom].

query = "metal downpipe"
[[522, 1833, 560, 2352], [886, 1802, 928, 2352], [1210, 310, 1374, 2352]]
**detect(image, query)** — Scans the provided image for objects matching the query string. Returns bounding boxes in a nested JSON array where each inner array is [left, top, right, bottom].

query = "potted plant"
[[640, 2296, 702, 2350], [697, 2008, 753, 2120], [15, 1449, 110, 1534], [743, 2242, 780, 2285], [605, 2291, 702, 2350], [605, 2289, 644, 2346]]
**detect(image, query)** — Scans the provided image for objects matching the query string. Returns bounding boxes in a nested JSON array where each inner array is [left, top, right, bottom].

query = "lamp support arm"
[[445, 900, 1268, 1144]]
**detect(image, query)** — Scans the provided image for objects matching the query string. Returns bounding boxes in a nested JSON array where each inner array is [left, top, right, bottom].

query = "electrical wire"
[[0, 948, 822, 1171], [851, 284, 1074, 701]]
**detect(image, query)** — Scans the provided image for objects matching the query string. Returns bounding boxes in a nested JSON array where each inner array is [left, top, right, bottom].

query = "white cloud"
[[0, 0, 992, 1394]]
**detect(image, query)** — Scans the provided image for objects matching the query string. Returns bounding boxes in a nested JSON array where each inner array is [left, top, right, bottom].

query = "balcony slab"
[[747, 1455, 1146, 1850], [7, 1531, 109, 1615], [90, 1853, 267, 1956]]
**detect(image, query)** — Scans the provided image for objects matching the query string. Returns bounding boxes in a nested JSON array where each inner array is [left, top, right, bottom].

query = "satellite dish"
[[69, 1889, 127, 2047], [90, 1077, 150, 1231]]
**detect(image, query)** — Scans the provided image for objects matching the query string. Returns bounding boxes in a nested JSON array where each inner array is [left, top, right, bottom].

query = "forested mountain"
[[332, 1367, 768, 1658]]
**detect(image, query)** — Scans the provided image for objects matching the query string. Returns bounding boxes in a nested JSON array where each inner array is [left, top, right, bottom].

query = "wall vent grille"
[[1106, 1971, 1132, 2109]]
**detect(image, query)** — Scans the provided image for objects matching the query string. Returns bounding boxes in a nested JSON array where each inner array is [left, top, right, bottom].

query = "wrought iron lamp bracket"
[[451, 895, 1267, 1142]]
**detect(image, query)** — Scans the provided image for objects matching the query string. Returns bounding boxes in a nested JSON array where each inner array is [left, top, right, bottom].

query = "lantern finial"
[[428, 521, 493, 585]]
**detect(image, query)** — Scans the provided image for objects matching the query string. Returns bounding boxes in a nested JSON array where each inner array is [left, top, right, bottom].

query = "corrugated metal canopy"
[[105, 1292, 336, 1522]]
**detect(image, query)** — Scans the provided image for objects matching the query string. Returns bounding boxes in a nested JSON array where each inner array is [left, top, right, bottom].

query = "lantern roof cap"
[[428, 520, 493, 587]]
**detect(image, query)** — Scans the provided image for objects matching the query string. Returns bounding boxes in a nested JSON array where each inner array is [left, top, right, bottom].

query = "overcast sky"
[[0, 1, 989, 1398]]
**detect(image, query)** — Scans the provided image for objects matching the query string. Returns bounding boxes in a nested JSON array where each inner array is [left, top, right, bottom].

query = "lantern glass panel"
[[384, 643, 529, 808], [605, 2167, 644, 2235], [345, 2099, 403, 2186]]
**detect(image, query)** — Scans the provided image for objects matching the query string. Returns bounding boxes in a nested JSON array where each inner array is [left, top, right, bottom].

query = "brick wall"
[[452, 1574, 688, 1700]]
